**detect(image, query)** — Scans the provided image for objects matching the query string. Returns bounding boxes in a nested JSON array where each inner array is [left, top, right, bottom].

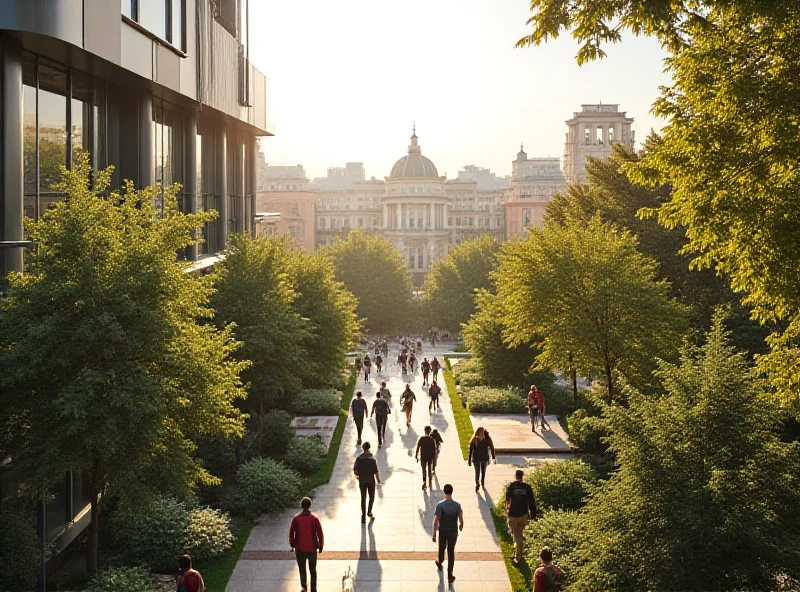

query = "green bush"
[[453, 358, 484, 387], [540, 383, 574, 417], [523, 510, 585, 581], [232, 458, 301, 518], [291, 389, 341, 416], [113, 497, 233, 571], [525, 459, 598, 511], [184, 507, 235, 564], [466, 386, 527, 414], [283, 436, 326, 474], [566, 409, 608, 454], [243, 410, 295, 460], [196, 435, 239, 478], [86, 566, 155, 592], [0, 505, 40, 592]]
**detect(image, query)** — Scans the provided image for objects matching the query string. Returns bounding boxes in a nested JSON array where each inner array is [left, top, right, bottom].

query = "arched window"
[[584, 128, 590, 145], [608, 127, 615, 142], [596, 127, 603, 145]]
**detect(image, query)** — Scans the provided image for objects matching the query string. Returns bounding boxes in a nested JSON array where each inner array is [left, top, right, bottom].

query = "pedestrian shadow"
[[417, 487, 442, 536], [401, 425, 418, 452], [474, 486, 501, 546], [356, 521, 382, 586]]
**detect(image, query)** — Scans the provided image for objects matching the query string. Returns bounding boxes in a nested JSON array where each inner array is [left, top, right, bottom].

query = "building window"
[[418, 251, 424, 268], [290, 202, 299, 216], [122, 0, 185, 51], [290, 225, 301, 239], [584, 128, 590, 145], [358, 217, 364, 228], [596, 127, 603, 145], [608, 126, 615, 142], [523, 210, 531, 227]]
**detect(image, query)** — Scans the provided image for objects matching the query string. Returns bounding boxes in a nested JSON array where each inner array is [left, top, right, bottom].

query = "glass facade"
[[122, 0, 185, 51]]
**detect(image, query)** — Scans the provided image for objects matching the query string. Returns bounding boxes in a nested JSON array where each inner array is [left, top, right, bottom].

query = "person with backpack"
[[176, 554, 204, 592], [528, 384, 542, 433], [363, 354, 372, 383], [371, 391, 391, 448], [353, 441, 381, 522], [421, 357, 431, 386], [467, 427, 496, 491], [505, 469, 537, 564], [288, 497, 324, 592], [400, 384, 417, 427], [430, 428, 443, 474], [431, 357, 441, 381], [350, 391, 368, 446], [415, 426, 437, 490], [428, 380, 441, 413], [533, 547, 564, 592], [432, 483, 463, 585]]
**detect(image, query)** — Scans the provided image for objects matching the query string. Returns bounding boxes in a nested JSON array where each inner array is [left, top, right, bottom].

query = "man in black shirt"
[[415, 426, 437, 490], [428, 380, 442, 413], [353, 442, 381, 523], [505, 469, 537, 564], [370, 391, 391, 448], [350, 391, 368, 446]]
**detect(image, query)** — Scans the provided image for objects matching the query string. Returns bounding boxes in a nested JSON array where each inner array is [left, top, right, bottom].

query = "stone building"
[[446, 180, 505, 244], [315, 178, 384, 247], [255, 161, 316, 251], [564, 104, 634, 183]]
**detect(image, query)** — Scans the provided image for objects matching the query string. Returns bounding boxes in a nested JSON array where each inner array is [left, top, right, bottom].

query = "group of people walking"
[[527, 384, 551, 433]]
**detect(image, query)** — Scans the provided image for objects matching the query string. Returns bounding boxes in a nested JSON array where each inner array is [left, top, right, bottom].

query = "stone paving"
[[227, 349, 514, 592], [469, 413, 571, 454]]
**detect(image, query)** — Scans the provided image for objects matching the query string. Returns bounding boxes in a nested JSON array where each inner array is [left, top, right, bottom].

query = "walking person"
[[528, 384, 542, 433], [415, 426, 437, 490], [288, 497, 324, 592], [354, 442, 381, 522], [371, 391, 391, 449], [432, 484, 463, 584], [506, 469, 537, 565], [538, 388, 551, 431], [421, 357, 431, 386], [375, 353, 383, 374], [350, 391, 368, 446], [363, 354, 372, 383], [409, 352, 417, 374], [533, 547, 565, 592], [176, 554, 205, 592], [431, 357, 441, 381], [354, 356, 362, 382], [400, 384, 417, 427], [428, 380, 441, 413], [467, 427, 496, 491], [430, 428, 443, 474], [399, 351, 408, 376]]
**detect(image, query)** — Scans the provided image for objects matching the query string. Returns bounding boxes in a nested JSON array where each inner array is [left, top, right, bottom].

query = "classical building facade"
[[564, 104, 634, 183], [446, 180, 505, 244], [315, 178, 384, 246], [255, 161, 316, 251]]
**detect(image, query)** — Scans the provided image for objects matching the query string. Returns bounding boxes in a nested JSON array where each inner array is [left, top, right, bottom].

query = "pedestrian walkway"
[[227, 353, 512, 592], [470, 413, 571, 454]]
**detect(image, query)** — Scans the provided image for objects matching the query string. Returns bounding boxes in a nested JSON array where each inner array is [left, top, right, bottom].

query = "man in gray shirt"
[[350, 391, 368, 446], [433, 483, 463, 584]]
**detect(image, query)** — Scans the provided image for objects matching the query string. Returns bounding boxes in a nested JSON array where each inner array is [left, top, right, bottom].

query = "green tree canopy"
[[322, 230, 413, 334], [0, 159, 247, 573], [570, 316, 800, 590], [211, 234, 310, 413], [422, 235, 501, 333], [496, 216, 686, 402], [285, 248, 360, 387], [518, 1, 800, 407]]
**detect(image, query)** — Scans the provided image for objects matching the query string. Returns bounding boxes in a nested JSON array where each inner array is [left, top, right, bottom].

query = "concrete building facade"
[[256, 161, 316, 251], [564, 104, 634, 183]]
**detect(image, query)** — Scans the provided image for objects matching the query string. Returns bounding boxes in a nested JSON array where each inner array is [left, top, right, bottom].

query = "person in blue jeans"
[[467, 426, 496, 491]]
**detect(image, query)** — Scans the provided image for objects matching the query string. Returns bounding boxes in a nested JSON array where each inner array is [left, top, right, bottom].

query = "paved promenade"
[[227, 354, 512, 591]]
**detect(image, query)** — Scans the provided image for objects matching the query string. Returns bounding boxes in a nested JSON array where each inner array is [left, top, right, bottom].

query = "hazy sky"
[[249, 0, 671, 180]]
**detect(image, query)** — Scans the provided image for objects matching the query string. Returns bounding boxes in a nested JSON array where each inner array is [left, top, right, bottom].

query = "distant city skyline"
[[249, 0, 671, 179]]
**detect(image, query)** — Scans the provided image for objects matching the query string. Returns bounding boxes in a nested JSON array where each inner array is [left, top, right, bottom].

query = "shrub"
[[453, 358, 484, 387], [466, 386, 527, 414], [283, 436, 326, 474], [184, 507, 235, 563], [291, 389, 341, 416], [523, 510, 586, 581], [0, 505, 40, 592], [196, 435, 239, 478], [232, 458, 301, 518], [243, 410, 295, 460], [86, 566, 155, 592], [566, 409, 608, 454], [540, 383, 574, 417], [525, 459, 598, 511]]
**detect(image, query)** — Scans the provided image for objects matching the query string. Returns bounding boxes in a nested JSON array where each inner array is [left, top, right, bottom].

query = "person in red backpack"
[[289, 496, 325, 592], [176, 554, 204, 592]]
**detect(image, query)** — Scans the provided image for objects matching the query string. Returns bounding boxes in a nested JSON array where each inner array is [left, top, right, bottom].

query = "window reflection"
[[23, 81, 37, 220], [38, 61, 68, 214]]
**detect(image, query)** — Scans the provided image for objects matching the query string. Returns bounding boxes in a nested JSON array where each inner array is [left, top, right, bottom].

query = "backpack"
[[177, 570, 201, 592], [541, 564, 564, 591]]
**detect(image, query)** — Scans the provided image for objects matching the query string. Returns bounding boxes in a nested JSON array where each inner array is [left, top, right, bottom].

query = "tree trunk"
[[86, 482, 101, 574], [603, 351, 614, 404], [568, 353, 578, 406]]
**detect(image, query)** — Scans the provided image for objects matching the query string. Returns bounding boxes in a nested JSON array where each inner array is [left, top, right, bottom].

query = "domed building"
[[382, 128, 451, 285]]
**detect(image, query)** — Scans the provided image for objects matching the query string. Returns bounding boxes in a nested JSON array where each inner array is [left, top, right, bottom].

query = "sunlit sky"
[[249, 0, 671, 180]]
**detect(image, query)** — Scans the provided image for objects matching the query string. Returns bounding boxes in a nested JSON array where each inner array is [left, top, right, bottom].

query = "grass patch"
[[443, 358, 471, 461], [490, 503, 533, 592], [301, 370, 356, 492], [201, 520, 252, 592]]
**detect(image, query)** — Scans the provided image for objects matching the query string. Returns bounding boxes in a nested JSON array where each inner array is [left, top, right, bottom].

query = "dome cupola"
[[389, 126, 440, 179]]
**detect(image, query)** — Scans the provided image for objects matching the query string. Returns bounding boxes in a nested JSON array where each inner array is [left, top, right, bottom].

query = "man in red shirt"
[[527, 385, 542, 433], [288, 497, 325, 592]]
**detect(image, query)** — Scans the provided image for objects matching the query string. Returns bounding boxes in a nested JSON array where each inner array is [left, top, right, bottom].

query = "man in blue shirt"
[[432, 483, 464, 584]]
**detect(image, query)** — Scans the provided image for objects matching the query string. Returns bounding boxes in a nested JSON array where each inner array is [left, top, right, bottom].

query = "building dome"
[[389, 128, 440, 179]]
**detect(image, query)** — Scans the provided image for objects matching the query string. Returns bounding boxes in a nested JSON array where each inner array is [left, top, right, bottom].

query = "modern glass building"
[[0, 0, 271, 556]]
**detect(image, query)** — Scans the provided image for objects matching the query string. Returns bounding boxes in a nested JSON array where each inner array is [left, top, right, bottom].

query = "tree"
[[517, 1, 800, 406], [462, 290, 553, 389], [285, 248, 360, 387], [547, 143, 770, 356], [497, 216, 686, 402], [211, 234, 310, 413], [0, 159, 247, 573], [422, 235, 501, 332], [322, 230, 413, 334], [570, 316, 800, 590]]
